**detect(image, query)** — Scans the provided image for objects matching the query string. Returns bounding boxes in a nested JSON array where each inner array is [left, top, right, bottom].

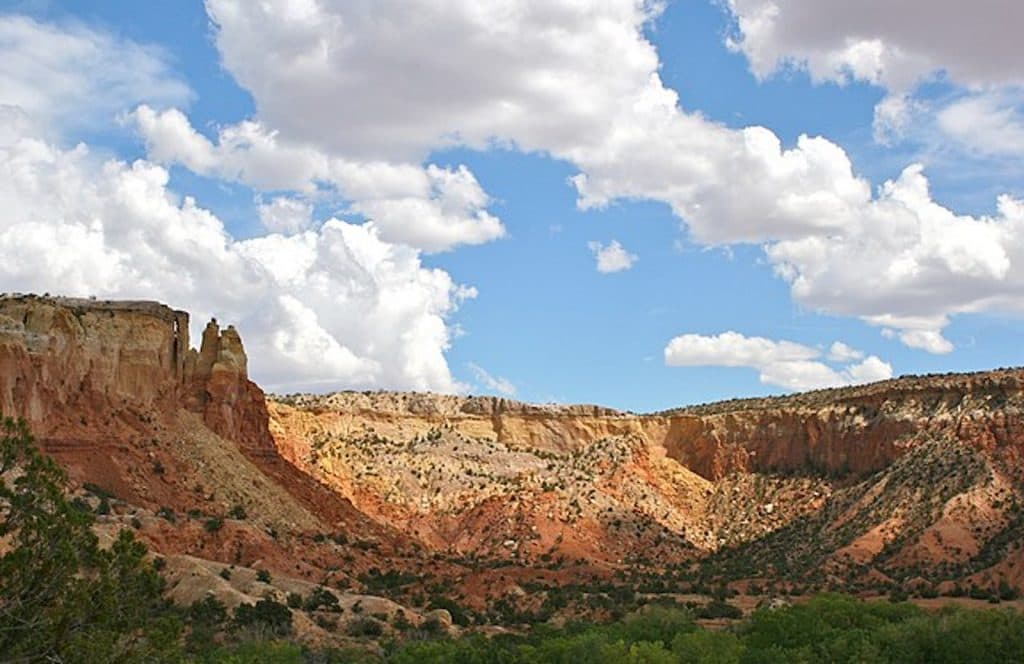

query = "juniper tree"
[[0, 416, 181, 661]]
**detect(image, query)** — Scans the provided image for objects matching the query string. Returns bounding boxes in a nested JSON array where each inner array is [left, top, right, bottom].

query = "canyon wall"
[[5, 293, 1024, 586], [272, 372, 1024, 482], [8, 292, 1019, 485], [0, 294, 270, 451]]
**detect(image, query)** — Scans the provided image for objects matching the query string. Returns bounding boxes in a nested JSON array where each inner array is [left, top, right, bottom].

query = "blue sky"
[[1, 0, 1023, 411]]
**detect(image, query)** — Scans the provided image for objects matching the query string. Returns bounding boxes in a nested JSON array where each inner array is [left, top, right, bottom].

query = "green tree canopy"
[[0, 416, 181, 661]]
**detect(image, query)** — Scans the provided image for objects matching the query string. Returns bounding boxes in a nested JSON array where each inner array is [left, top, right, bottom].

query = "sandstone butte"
[[3, 293, 1024, 640]]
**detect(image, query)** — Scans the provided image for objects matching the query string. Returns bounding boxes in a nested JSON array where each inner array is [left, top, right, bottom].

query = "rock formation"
[[270, 373, 1024, 590], [271, 372, 1024, 483], [0, 293, 395, 544], [186, 318, 274, 454], [0, 294, 272, 454], [0, 295, 190, 440], [4, 293, 1024, 612]]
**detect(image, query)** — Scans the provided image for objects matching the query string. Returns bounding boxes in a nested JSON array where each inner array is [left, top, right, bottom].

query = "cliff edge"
[[0, 294, 270, 451]]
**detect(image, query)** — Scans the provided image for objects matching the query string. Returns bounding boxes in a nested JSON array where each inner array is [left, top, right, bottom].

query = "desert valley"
[[4, 1, 1024, 660], [3, 293, 1024, 659]]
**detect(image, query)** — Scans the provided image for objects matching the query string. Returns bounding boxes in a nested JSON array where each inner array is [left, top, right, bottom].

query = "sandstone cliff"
[[186, 318, 275, 453], [0, 296, 189, 437], [0, 294, 272, 453], [270, 373, 1024, 591], [5, 292, 1024, 606], [272, 370, 1024, 483], [0, 294, 418, 605]]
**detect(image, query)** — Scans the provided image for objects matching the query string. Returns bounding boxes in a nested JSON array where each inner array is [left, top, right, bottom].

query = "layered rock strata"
[[0, 294, 270, 451]]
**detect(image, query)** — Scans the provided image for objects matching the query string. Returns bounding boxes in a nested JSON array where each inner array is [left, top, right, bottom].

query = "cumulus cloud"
[[827, 341, 863, 362], [0, 18, 482, 393], [937, 92, 1024, 158], [204, 0, 877, 246], [896, 329, 955, 355], [589, 240, 637, 273], [0, 15, 190, 134], [664, 331, 892, 392], [722, 1, 1024, 147], [723, 0, 1024, 92], [766, 166, 1024, 351], [872, 94, 919, 145], [0, 132, 474, 393], [127, 1, 1024, 352], [257, 197, 314, 234], [467, 363, 517, 397], [204, 0, 664, 162], [131, 105, 505, 252], [6, 0, 1022, 402]]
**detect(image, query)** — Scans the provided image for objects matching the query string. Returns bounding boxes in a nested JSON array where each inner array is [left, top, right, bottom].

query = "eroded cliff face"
[[0, 294, 270, 451], [269, 374, 1024, 584], [0, 295, 451, 644], [0, 296, 190, 440], [271, 372, 1024, 484], [6, 293, 1024, 596], [186, 318, 274, 453], [0, 294, 409, 592]]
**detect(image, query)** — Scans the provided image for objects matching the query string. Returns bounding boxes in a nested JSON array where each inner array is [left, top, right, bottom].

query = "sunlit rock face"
[[0, 293, 270, 452]]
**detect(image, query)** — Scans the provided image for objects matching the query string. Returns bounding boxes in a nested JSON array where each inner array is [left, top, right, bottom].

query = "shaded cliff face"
[[661, 372, 1024, 479]]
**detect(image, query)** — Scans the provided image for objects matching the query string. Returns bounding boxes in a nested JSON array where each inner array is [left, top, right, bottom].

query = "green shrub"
[[346, 617, 384, 638], [233, 599, 293, 638], [304, 586, 340, 612]]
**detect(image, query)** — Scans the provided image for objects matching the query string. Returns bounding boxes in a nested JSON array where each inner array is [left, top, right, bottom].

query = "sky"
[[0, 0, 1022, 411]]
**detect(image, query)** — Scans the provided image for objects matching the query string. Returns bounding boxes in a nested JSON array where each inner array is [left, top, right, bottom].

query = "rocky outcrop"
[[659, 372, 1024, 479], [0, 295, 189, 440], [271, 373, 1024, 587], [0, 294, 268, 451], [0, 294, 437, 618], [186, 318, 274, 453], [7, 292, 1024, 594]]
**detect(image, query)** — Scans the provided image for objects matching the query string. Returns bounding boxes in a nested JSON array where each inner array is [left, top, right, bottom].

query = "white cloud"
[[258, 197, 314, 234], [827, 341, 863, 362], [148, 2, 1024, 352], [467, 362, 517, 397], [664, 331, 892, 392], [203, 0, 876, 246], [723, 0, 1024, 92], [723, 1, 1024, 153], [0, 15, 490, 396], [895, 329, 954, 355], [937, 92, 1024, 158], [589, 240, 637, 274], [872, 94, 918, 145], [131, 105, 505, 252], [0, 15, 190, 135], [766, 166, 1024, 352], [7, 3, 1023, 385], [0, 131, 473, 393], [204, 0, 665, 162]]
